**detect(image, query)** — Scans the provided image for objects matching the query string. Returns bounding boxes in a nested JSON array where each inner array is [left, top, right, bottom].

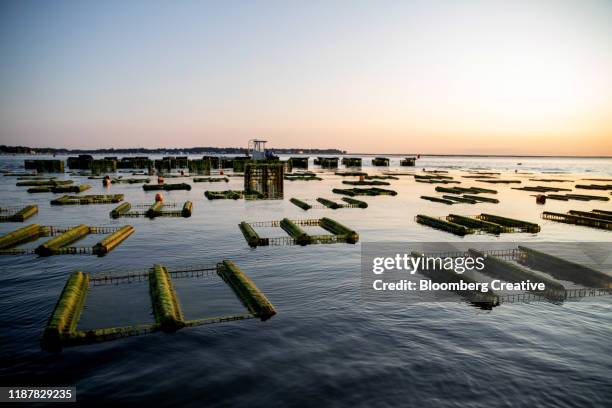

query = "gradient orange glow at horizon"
[[0, 0, 611, 155]]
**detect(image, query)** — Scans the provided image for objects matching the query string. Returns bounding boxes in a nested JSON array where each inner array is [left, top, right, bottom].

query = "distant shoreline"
[[0, 146, 610, 159]]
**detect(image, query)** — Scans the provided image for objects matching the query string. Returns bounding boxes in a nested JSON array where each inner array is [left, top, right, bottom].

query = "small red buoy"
[[155, 193, 164, 203], [180, 170, 184, 176], [158, 176, 164, 184], [359, 175, 365, 182], [536, 194, 546, 204], [103, 175, 110, 186], [220, 170, 224, 175]]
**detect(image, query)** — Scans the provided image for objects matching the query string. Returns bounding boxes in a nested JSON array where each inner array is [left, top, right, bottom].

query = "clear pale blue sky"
[[1, 0, 611, 154]]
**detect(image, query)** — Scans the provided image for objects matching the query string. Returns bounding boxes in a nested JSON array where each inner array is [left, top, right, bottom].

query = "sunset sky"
[[1, 0, 611, 155]]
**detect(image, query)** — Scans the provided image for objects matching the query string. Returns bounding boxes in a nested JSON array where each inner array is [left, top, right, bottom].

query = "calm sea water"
[[0, 155, 611, 407]]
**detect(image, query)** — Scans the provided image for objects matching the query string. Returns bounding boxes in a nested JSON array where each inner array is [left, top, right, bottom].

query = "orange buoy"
[[180, 170, 184, 176], [158, 176, 164, 184], [359, 175, 365, 182], [155, 193, 164, 203], [536, 194, 546, 204], [220, 170, 224, 175]]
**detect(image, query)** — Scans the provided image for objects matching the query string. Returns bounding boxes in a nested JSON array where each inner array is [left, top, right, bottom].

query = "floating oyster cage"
[[332, 187, 398, 197], [110, 201, 193, 219], [143, 183, 192, 191], [289, 197, 368, 210], [404, 246, 612, 309], [0, 205, 38, 222], [28, 183, 91, 194], [204, 190, 282, 200], [0, 224, 134, 256], [239, 217, 359, 247], [41, 260, 276, 351], [415, 213, 540, 236], [541, 210, 612, 230], [51, 194, 124, 205]]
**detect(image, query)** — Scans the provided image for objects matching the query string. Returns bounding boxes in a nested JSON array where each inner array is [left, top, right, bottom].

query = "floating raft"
[[143, 183, 191, 191], [239, 217, 359, 247], [332, 187, 397, 197], [51, 194, 124, 205], [290, 197, 367, 210], [205, 190, 245, 200], [0, 224, 134, 256], [0, 205, 38, 222], [110, 201, 192, 218], [193, 177, 229, 183], [542, 211, 612, 230], [41, 261, 276, 351]]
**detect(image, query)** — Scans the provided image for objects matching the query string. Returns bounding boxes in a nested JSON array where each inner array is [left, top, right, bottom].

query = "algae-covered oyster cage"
[[0, 205, 38, 222], [50, 194, 124, 205], [342, 180, 390, 186], [143, 183, 192, 191], [27, 183, 91, 194], [0, 224, 134, 256], [193, 176, 229, 183], [239, 217, 359, 247], [408, 247, 612, 307], [332, 187, 398, 197], [415, 213, 541, 236], [289, 197, 368, 210], [541, 210, 612, 230], [110, 201, 193, 219], [285, 173, 322, 181], [40, 260, 277, 351], [16, 179, 73, 187], [110, 177, 151, 184]]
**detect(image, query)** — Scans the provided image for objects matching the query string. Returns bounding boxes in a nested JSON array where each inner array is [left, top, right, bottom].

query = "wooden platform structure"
[[41, 261, 276, 351]]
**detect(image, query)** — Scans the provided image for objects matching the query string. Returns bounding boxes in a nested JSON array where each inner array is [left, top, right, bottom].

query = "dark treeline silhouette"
[[0, 145, 345, 155]]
